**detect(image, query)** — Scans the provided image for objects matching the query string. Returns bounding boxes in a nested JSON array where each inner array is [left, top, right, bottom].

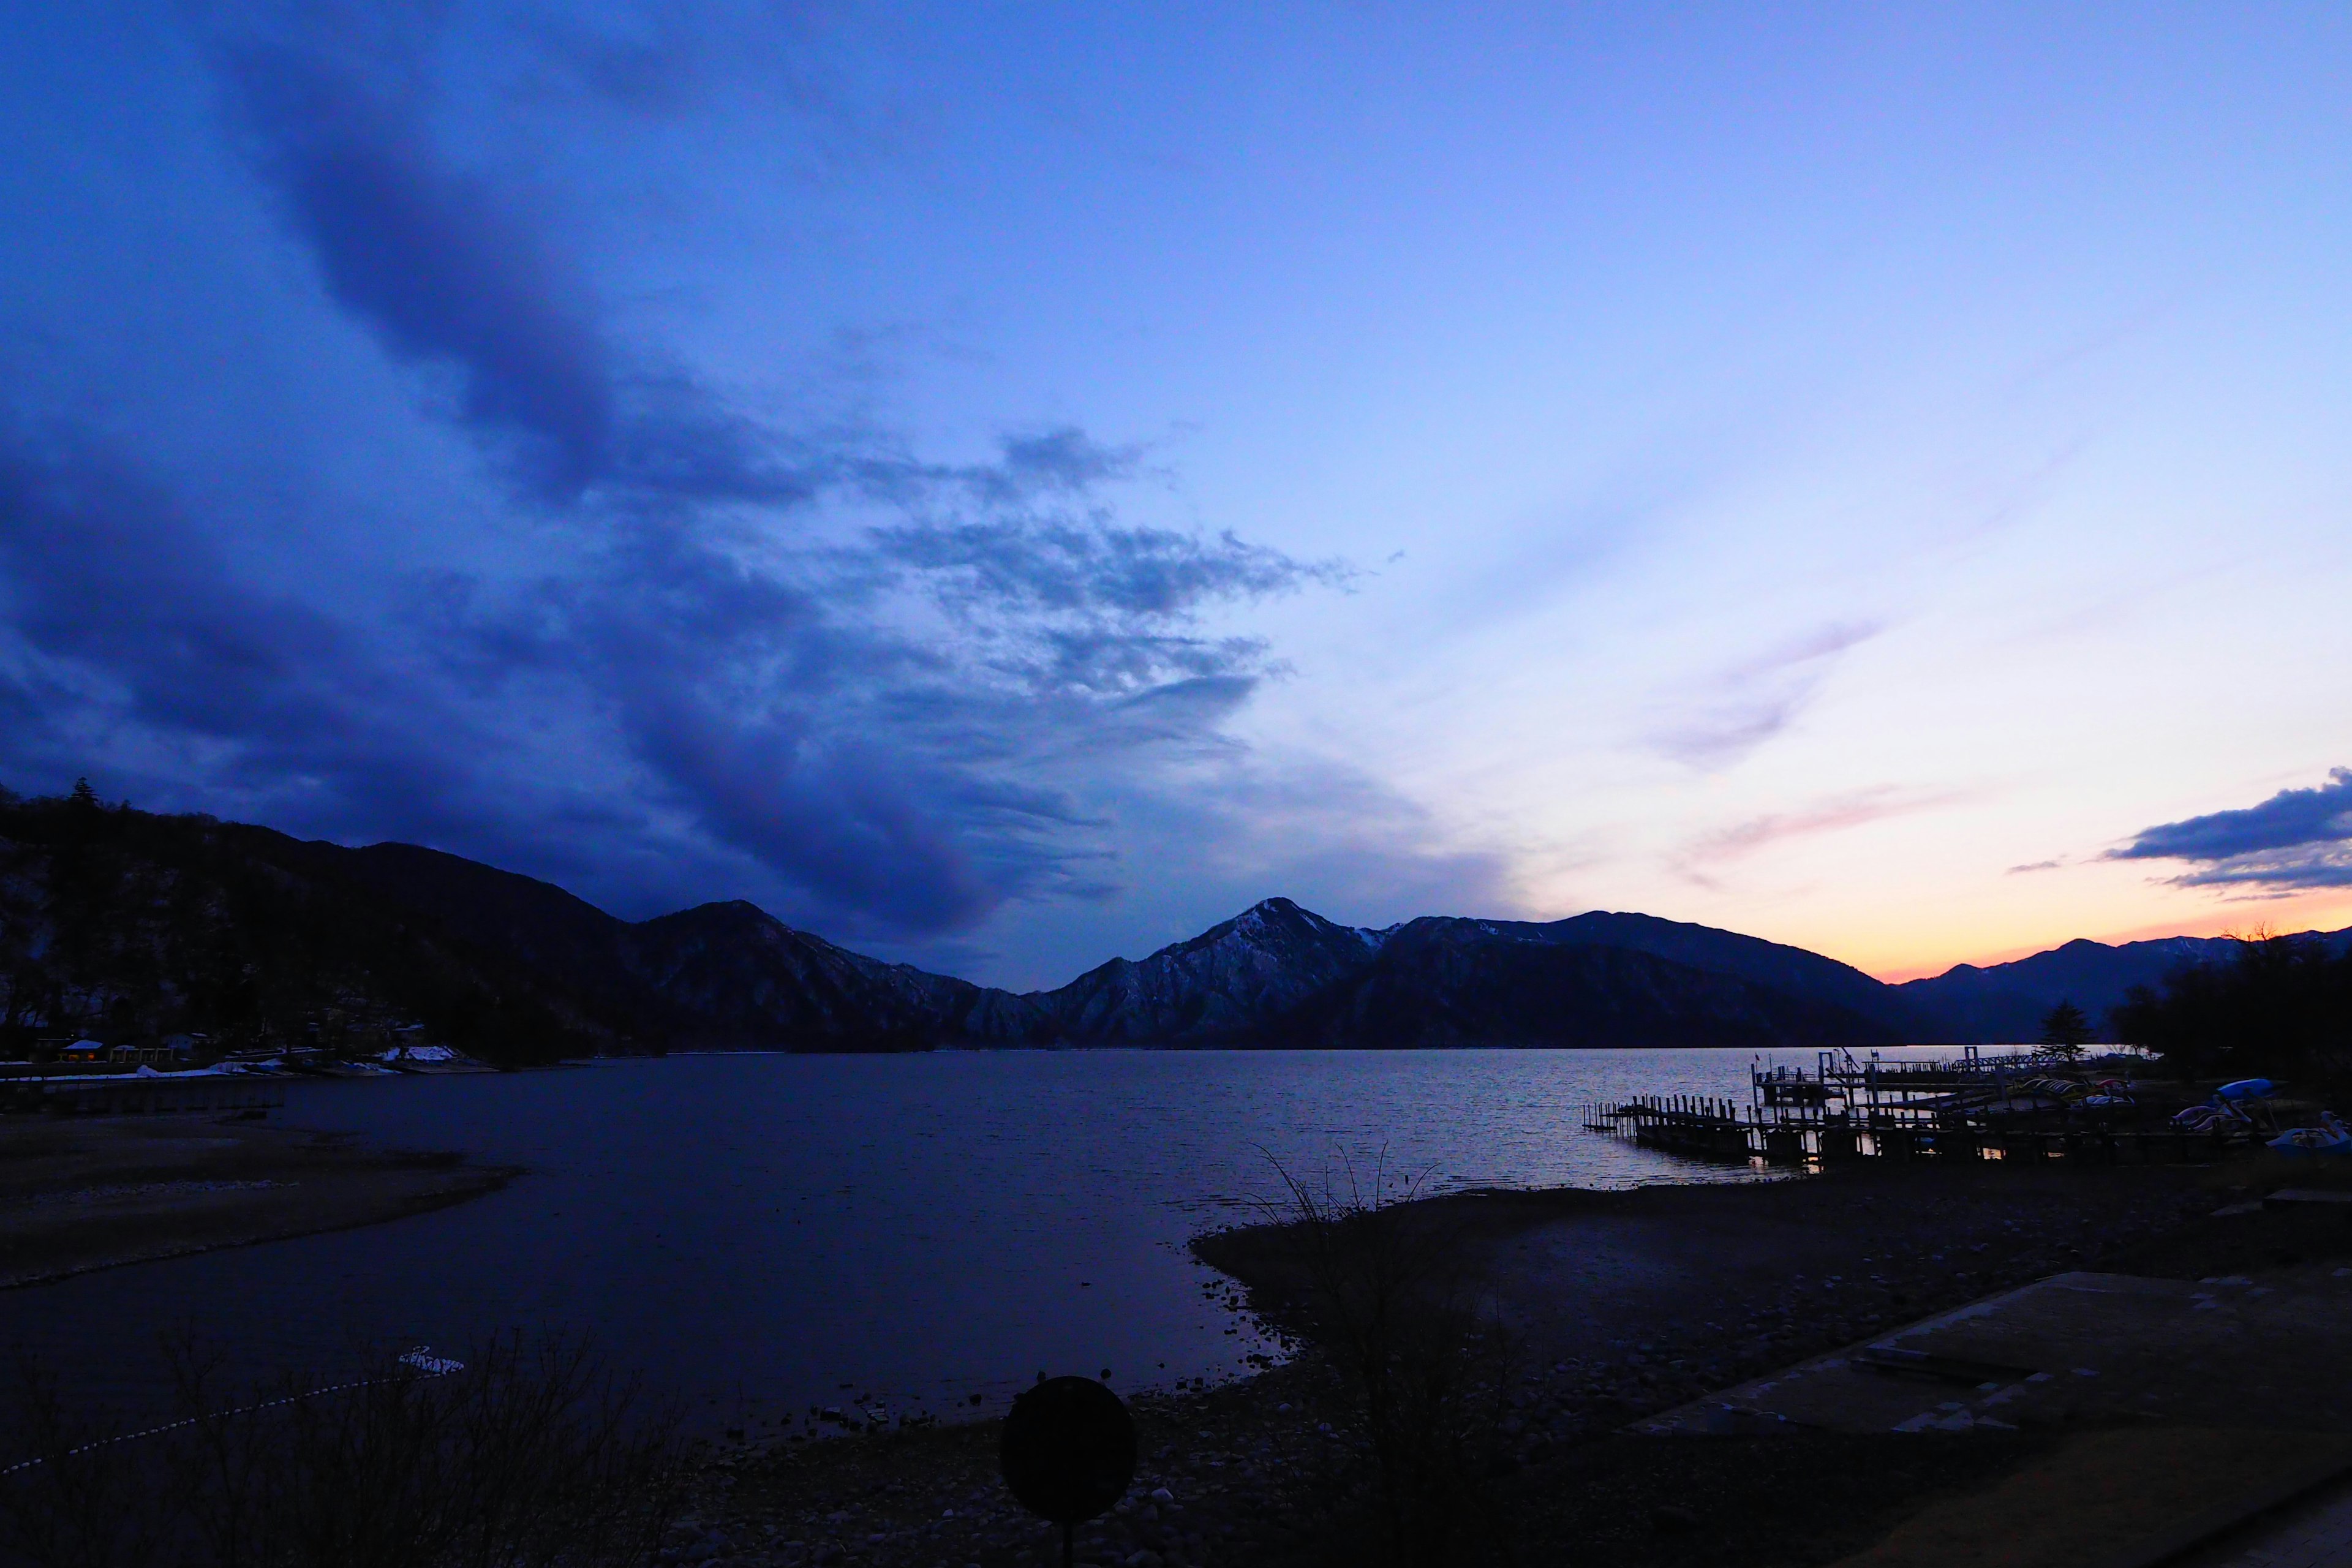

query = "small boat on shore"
[[2268, 1112, 2351, 1158]]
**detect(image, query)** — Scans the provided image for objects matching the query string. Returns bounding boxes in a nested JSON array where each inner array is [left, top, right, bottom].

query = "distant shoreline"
[[0, 1114, 519, 1291]]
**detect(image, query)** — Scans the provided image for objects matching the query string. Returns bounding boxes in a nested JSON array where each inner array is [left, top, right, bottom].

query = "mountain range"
[[4, 791, 2344, 1063], [1893, 930, 2352, 1042]]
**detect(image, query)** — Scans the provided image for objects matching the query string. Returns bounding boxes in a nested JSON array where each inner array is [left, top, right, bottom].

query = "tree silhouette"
[[2111, 933, 2351, 1090], [0, 786, 619, 1065], [2039, 998, 2092, 1058]]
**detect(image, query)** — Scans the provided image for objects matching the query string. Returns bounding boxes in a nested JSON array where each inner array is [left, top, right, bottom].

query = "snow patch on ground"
[[381, 1045, 464, 1063]]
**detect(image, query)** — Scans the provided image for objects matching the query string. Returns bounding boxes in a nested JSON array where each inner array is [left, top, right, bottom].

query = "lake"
[[0, 1046, 1989, 1434]]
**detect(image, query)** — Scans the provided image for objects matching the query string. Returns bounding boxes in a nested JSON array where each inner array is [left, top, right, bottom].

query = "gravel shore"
[[668, 1159, 2246, 1568]]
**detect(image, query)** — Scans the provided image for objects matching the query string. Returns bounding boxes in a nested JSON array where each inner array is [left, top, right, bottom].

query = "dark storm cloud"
[[225, 47, 616, 499], [976, 428, 1144, 500], [2108, 769, 2352, 891], [0, 7, 1365, 948], [0, 429, 485, 840], [0, 416, 1320, 934], [466, 520, 1023, 929], [626, 706, 997, 929], [524, 10, 748, 115], [210, 1, 837, 128], [1035, 630, 1273, 702], [393, 480, 1297, 930], [222, 43, 809, 505]]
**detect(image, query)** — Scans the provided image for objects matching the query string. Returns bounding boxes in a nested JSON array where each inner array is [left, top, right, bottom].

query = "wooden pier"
[[1586, 1049, 2245, 1167]]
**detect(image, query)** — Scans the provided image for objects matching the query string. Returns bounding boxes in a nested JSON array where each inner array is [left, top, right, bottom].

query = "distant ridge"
[[1894, 928, 2352, 1044], [1273, 916, 1901, 1050], [6, 790, 2342, 1058]]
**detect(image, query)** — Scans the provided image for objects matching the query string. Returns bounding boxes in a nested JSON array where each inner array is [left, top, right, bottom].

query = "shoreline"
[[1192, 1159, 2220, 1419], [0, 1113, 521, 1291], [14, 1103, 2346, 1565], [663, 1156, 2343, 1567]]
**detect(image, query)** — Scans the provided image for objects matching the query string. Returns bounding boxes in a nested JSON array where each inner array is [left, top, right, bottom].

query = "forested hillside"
[[0, 783, 625, 1065]]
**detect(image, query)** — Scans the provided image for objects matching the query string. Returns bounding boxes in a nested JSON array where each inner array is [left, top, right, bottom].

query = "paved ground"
[[1640, 1266, 2352, 1437], [2184, 1478, 2352, 1568]]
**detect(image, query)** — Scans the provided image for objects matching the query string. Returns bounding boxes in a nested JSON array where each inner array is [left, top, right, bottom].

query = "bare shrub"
[[1259, 1155, 1515, 1567], [1, 1333, 683, 1568], [0, 1360, 162, 1568]]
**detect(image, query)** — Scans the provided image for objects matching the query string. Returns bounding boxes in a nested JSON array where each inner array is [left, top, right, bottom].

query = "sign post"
[[1000, 1376, 1137, 1568]]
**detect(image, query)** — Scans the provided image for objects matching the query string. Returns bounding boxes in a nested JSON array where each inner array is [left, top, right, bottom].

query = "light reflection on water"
[[0, 1046, 2006, 1432]]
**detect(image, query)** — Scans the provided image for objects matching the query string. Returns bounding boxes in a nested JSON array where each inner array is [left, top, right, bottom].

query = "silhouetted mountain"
[[621, 900, 1044, 1049], [295, 843, 1047, 1050], [292, 840, 687, 1039], [18, 786, 2339, 1058], [1012, 902, 1921, 1047], [1414, 910, 1928, 1036], [1276, 918, 1904, 1049], [0, 796, 642, 1066], [0, 797, 1022, 1061], [1038, 897, 1387, 1043], [1894, 929, 2352, 1042]]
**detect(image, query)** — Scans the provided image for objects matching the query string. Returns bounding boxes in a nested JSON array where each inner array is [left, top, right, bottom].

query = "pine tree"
[[2039, 998, 2092, 1058]]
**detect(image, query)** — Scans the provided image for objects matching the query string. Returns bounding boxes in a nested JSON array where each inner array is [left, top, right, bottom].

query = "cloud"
[[0, 20, 1366, 952], [2007, 858, 2064, 875], [0, 420, 1335, 939], [222, 43, 810, 507], [876, 514, 1342, 624], [2113, 767, 2352, 861], [2108, 768, 2352, 891], [1649, 620, 1882, 769], [0, 429, 496, 843], [1674, 786, 1965, 886]]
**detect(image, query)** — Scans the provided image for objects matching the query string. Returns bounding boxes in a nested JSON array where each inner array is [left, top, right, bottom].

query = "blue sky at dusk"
[[5, 2, 2351, 988]]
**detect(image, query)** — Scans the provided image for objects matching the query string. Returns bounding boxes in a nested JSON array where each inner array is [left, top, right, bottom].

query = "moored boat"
[[2268, 1112, 2351, 1158]]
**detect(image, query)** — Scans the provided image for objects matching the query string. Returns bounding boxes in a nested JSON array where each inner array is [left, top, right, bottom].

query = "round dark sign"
[[1000, 1376, 1136, 1526]]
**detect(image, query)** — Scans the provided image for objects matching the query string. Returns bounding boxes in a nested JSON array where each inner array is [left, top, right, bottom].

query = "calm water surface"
[[0, 1046, 1990, 1431]]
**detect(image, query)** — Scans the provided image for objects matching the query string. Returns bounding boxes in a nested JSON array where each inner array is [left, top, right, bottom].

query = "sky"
[[3, 2, 2351, 990]]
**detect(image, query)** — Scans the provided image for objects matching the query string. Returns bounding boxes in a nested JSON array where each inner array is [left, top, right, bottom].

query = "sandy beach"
[[0, 1114, 519, 1289]]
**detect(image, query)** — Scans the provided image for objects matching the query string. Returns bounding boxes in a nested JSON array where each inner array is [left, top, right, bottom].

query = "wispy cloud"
[[1674, 785, 1965, 886], [1649, 620, 1882, 770], [2107, 768, 2352, 892]]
